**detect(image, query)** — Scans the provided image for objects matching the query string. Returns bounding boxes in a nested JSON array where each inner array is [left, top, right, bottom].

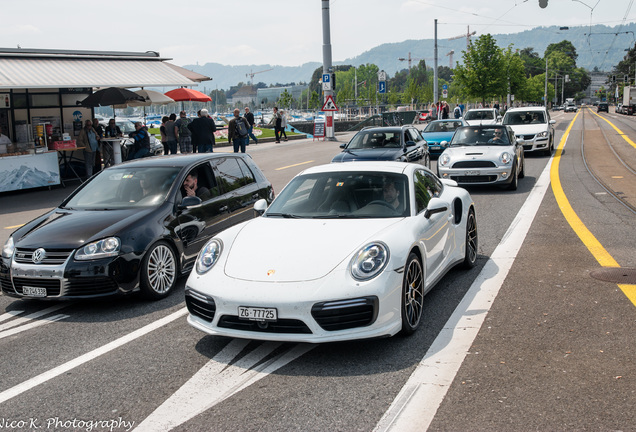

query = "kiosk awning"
[[0, 57, 198, 89]]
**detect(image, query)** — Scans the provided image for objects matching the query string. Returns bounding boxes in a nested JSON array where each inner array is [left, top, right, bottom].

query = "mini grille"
[[451, 175, 498, 183], [452, 161, 496, 168], [14, 248, 73, 265], [311, 297, 378, 331]]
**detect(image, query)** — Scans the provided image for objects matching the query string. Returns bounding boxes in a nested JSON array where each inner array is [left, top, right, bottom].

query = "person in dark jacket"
[[188, 108, 216, 152], [244, 106, 258, 144], [128, 122, 151, 160]]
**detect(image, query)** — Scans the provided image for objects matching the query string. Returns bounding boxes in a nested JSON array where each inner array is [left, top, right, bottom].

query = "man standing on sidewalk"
[[175, 110, 193, 153], [244, 107, 258, 145], [228, 108, 249, 153]]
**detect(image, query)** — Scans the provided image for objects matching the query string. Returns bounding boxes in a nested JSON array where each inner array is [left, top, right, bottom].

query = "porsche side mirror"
[[339, 143, 345, 149], [254, 198, 268, 216], [424, 197, 448, 219]]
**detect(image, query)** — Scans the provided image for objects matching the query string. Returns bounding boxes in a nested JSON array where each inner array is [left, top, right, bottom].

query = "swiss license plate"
[[22, 286, 47, 297], [464, 170, 480, 176], [238, 306, 278, 322]]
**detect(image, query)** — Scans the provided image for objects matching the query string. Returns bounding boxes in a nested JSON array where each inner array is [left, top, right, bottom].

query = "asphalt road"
[[0, 110, 634, 432]]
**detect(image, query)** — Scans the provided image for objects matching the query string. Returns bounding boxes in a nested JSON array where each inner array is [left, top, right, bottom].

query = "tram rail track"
[[580, 108, 636, 214]]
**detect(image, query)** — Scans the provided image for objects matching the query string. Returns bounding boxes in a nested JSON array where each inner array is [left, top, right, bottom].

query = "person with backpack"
[[175, 110, 193, 153], [453, 104, 462, 119], [243, 106, 258, 145], [228, 108, 249, 153]]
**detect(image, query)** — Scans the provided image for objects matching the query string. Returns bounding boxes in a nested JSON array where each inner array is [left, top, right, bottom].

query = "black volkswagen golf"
[[1, 154, 274, 300]]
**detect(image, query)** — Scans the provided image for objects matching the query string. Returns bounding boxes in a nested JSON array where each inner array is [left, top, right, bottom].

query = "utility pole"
[[544, 56, 548, 109], [434, 19, 439, 108], [321, 0, 335, 140]]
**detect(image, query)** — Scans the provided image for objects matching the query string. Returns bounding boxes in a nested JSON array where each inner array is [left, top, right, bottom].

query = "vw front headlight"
[[75, 237, 121, 260], [350, 242, 389, 281], [500, 152, 512, 165], [196, 239, 223, 274], [2, 237, 14, 259], [538, 131, 548, 138]]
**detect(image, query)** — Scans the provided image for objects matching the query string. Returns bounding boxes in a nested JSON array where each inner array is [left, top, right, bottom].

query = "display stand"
[[313, 121, 325, 141]]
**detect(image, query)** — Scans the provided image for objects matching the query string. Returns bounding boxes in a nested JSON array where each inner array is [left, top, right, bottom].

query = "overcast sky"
[[1, 0, 634, 67]]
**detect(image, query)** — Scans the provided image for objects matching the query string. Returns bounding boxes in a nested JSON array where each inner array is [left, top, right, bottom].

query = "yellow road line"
[[275, 160, 314, 171], [4, 224, 24, 230], [551, 110, 636, 306], [590, 109, 636, 149]]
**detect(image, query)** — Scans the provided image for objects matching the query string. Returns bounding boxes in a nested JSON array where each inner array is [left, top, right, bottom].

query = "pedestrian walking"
[[269, 106, 282, 143], [280, 110, 288, 141], [228, 108, 249, 153], [77, 119, 99, 178], [243, 107, 258, 144], [175, 110, 193, 153], [188, 108, 216, 153]]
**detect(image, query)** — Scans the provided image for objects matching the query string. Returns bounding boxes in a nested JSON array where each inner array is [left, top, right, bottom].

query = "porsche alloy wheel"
[[140, 241, 177, 299], [401, 252, 424, 335], [462, 209, 478, 269]]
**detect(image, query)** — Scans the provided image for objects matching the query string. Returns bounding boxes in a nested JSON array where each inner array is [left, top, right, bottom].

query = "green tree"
[[454, 34, 506, 104], [278, 89, 293, 109]]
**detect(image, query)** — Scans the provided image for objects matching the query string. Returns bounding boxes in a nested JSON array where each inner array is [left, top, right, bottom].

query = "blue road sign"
[[378, 81, 386, 94], [442, 84, 448, 90]]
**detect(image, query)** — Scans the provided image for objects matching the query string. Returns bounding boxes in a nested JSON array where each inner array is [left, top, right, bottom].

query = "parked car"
[[463, 108, 501, 126], [615, 103, 623, 114], [1, 154, 274, 300], [332, 126, 430, 168], [185, 161, 477, 343], [502, 107, 555, 155], [437, 125, 525, 190], [597, 102, 609, 113], [420, 119, 468, 158]]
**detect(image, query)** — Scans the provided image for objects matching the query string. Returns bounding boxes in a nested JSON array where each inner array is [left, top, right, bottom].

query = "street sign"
[[442, 89, 448, 98], [378, 71, 386, 82], [322, 73, 331, 91], [442, 84, 448, 90], [322, 95, 338, 111], [378, 81, 387, 94]]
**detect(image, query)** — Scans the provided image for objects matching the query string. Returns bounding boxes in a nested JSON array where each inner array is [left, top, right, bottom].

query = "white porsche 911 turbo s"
[[185, 161, 478, 343]]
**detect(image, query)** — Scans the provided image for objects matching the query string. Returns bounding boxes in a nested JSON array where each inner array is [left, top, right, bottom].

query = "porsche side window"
[[414, 170, 442, 213]]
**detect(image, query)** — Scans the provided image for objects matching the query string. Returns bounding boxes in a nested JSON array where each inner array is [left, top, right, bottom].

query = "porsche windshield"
[[265, 171, 410, 218], [62, 167, 181, 209], [450, 127, 511, 146]]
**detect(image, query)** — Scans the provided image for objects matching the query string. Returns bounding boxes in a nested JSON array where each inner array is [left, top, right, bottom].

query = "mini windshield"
[[464, 110, 494, 120], [424, 121, 463, 133], [265, 171, 410, 218], [450, 127, 511, 146], [346, 130, 403, 149], [62, 167, 181, 209], [503, 111, 546, 125]]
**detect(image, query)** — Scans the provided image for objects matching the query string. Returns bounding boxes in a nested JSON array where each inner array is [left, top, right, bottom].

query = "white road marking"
[[0, 314, 69, 340], [0, 307, 188, 405], [0, 310, 24, 323], [0, 304, 69, 332], [135, 340, 314, 431], [374, 154, 555, 432]]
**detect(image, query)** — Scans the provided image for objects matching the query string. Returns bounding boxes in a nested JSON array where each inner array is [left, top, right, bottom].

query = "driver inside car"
[[383, 179, 401, 209]]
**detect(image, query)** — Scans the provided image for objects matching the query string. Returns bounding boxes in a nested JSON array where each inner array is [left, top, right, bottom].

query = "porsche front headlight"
[[2, 237, 14, 259], [500, 152, 512, 165], [196, 239, 223, 274], [350, 242, 389, 281], [75, 237, 121, 260], [439, 153, 451, 167]]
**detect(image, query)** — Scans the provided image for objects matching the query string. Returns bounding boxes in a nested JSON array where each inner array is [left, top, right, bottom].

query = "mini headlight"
[[439, 153, 451, 167], [350, 242, 389, 281], [75, 237, 121, 260], [2, 237, 15, 259], [196, 239, 223, 274], [500, 152, 512, 165]]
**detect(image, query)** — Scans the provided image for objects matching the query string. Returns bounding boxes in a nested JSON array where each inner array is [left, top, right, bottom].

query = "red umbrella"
[[164, 88, 211, 102]]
